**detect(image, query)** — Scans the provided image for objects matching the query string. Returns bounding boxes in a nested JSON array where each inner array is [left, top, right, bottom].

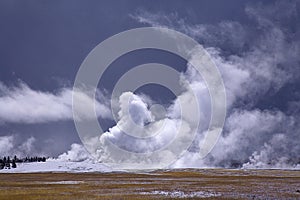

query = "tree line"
[[0, 155, 47, 170]]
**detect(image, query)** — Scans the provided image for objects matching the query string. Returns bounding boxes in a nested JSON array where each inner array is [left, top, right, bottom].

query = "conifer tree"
[[11, 160, 16, 168]]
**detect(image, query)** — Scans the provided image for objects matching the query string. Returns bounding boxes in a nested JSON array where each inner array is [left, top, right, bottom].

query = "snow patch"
[[0, 159, 113, 173], [41, 181, 84, 184], [140, 190, 221, 198]]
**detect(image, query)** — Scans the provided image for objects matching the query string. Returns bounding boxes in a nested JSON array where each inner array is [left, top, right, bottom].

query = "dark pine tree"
[[11, 160, 16, 168], [0, 159, 4, 170], [5, 162, 10, 169]]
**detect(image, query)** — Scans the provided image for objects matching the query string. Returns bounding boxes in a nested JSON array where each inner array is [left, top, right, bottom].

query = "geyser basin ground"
[[0, 169, 299, 199]]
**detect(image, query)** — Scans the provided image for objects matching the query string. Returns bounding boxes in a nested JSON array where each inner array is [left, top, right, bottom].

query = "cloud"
[[0, 135, 38, 157], [0, 135, 14, 156], [118, 92, 154, 126], [57, 143, 92, 162], [60, 1, 299, 169], [208, 110, 295, 166], [0, 134, 92, 162], [172, 109, 300, 168], [94, 92, 191, 167], [133, 0, 300, 105], [127, 1, 300, 168], [0, 81, 112, 124]]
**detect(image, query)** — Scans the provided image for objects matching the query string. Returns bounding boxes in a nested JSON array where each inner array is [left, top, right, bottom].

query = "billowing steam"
[[90, 0, 300, 168]]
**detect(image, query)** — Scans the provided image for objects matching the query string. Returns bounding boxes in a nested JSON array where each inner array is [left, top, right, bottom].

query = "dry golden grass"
[[0, 169, 299, 199]]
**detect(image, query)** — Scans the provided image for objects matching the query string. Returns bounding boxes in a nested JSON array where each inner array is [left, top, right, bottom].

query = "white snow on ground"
[[140, 190, 221, 198], [40, 181, 84, 184], [0, 159, 113, 173]]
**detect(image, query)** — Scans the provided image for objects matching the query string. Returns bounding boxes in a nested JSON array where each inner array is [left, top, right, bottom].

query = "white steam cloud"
[[0, 135, 38, 157], [82, 1, 300, 168], [92, 91, 191, 168], [57, 143, 92, 162], [0, 81, 112, 124]]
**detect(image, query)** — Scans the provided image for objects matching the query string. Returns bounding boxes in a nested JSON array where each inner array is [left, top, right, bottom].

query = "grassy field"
[[0, 169, 299, 199]]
